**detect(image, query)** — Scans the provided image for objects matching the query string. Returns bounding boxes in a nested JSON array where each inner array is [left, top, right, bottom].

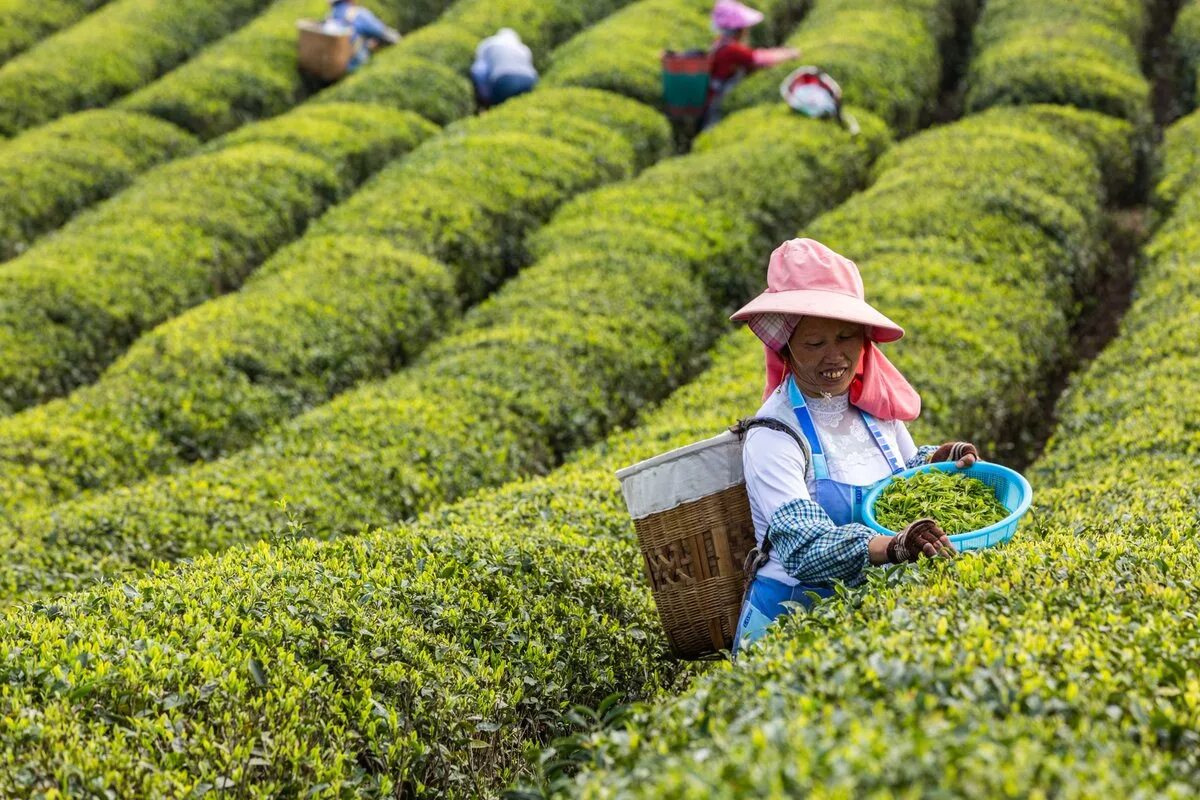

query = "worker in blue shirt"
[[326, 0, 400, 72]]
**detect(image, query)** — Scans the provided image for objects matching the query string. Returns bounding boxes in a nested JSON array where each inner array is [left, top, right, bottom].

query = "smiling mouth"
[[820, 367, 848, 381]]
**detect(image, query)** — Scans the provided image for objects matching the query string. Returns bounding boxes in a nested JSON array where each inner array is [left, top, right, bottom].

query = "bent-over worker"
[[471, 28, 539, 110], [326, 0, 400, 72]]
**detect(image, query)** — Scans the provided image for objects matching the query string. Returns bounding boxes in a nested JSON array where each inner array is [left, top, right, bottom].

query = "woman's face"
[[785, 316, 865, 397]]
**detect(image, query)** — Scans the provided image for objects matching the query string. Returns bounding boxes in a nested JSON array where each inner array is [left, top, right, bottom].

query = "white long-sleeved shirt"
[[470, 28, 538, 86], [742, 384, 934, 587]]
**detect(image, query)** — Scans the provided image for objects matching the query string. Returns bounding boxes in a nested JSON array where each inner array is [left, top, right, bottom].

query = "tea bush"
[[0, 109, 887, 606], [546, 108, 1200, 800], [0, 105, 434, 416], [1174, 0, 1200, 111], [0, 90, 665, 511], [966, 0, 1150, 126], [0, 110, 196, 261], [0, 0, 642, 417], [0, 0, 272, 136], [0, 0, 110, 64]]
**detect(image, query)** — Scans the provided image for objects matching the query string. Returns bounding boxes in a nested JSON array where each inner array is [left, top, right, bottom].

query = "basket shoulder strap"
[[731, 417, 813, 473], [730, 417, 814, 572]]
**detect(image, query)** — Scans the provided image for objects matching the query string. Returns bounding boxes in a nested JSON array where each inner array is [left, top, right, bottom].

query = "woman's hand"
[[930, 441, 979, 469], [886, 518, 956, 563]]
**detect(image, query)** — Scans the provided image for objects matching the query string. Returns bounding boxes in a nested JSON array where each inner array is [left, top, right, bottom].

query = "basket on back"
[[661, 50, 711, 120], [617, 428, 760, 659], [297, 20, 354, 83]]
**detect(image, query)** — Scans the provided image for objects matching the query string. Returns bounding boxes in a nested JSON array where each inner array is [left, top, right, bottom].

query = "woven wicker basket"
[[617, 430, 760, 659]]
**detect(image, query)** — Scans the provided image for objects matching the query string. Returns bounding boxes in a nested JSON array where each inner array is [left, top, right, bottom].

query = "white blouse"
[[742, 384, 920, 585]]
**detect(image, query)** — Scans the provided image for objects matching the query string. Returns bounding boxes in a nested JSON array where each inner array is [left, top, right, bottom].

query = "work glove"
[[929, 441, 979, 469], [887, 518, 956, 563]]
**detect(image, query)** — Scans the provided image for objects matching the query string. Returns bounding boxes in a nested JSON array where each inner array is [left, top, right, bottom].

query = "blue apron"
[[733, 378, 904, 657]]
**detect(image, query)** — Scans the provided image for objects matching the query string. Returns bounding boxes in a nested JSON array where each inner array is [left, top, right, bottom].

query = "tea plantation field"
[[0, 0, 1196, 796]]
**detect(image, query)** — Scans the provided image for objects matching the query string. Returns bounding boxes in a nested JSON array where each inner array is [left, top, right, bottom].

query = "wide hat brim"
[[731, 288, 904, 343]]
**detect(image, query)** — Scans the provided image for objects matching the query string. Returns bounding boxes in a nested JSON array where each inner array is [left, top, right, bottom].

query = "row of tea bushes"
[[0, 108, 888, 606], [0, 0, 637, 417], [726, 0, 963, 134], [0, 109, 888, 798], [0, 0, 272, 136], [0, 0, 602, 315], [966, 0, 1150, 127], [0, 104, 435, 417], [0, 0, 110, 64], [0, 89, 666, 512], [0, 110, 196, 261], [539, 0, 804, 108], [1175, 0, 1200, 110], [0, 0, 807, 511], [116, 0, 454, 139], [543, 107, 1173, 799]]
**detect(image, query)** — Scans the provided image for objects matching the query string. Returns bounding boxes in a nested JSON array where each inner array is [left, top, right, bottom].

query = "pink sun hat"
[[731, 238, 903, 347], [712, 0, 764, 31]]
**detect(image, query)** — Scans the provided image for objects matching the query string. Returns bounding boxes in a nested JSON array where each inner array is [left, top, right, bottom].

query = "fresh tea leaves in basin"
[[873, 469, 1009, 534]]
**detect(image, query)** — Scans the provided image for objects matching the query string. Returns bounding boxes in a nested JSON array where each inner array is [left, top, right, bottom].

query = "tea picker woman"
[[703, 0, 800, 129], [731, 239, 981, 656]]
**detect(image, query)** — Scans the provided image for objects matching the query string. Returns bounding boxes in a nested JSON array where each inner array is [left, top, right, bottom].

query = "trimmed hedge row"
[[0, 89, 666, 512], [0, 104, 436, 417], [0, 110, 196, 262], [0, 0, 110, 65], [116, 0, 455, 139], [314, 0, 636, 122], [537, 106, 1161, 800], [540, 0, 804, 107], [0, 108, 888, 607], [0, 0, 619, 332], [966, 0, 1151, 125], [0, 0, 273, 136], [1175, 0, 1200, 112], [726, 0, 961, 134], [0, 109, 888, 797]]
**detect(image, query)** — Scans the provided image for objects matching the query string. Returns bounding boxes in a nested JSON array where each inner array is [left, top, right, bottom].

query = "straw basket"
[[297, 20, 353, 83], [617, 429, 761, 659]]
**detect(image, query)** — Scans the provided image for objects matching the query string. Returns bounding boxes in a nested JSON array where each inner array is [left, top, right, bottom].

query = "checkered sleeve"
[[767, 497, 874, 587], [907, 445, 939, 469]]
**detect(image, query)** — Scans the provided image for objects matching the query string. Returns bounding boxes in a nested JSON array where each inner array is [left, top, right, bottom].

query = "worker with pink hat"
[[730, 238, 981, 655], [703, 0, 800, 128]]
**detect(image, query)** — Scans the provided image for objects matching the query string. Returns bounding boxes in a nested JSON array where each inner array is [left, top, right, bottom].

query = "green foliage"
[[727, 0, 959, 134], [0, 106, 434, 415], [539, 108, 1186, 800], [0, 0, 273, 136], [0, 0, 110, 64], [0, 90, 662, 511], [966, 0, 1151, 125], [0, 109, 196, 261], [873, 469, 1010, 533], [1174, 0, 1200, 112], [0, 109, 885, 609], [117, 0, 457, 139]]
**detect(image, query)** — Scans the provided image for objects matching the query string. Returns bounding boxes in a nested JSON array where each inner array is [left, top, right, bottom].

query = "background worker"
[[471, 28, 539, 110], [325, 0, 400, 72], [704, 0, 799, 128]]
